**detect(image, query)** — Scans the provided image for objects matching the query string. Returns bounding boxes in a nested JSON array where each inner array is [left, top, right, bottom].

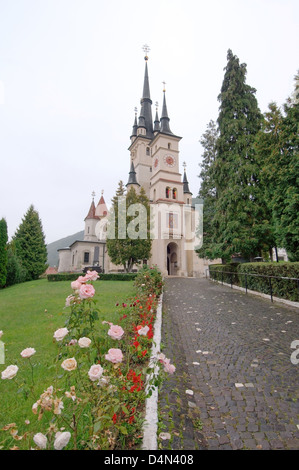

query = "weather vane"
[[183, 161, 187, 169], [92, 190, 96, 200], [162, 81, 166, 92], [155, 101, 159, 111], [134, 106, 138, 115], [142, 44, 150, 60]]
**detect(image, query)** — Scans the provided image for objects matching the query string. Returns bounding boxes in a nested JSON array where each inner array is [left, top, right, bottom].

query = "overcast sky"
[[0, 0, 298, 246]]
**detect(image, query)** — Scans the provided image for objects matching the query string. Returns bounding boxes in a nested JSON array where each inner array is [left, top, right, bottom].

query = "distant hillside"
[[47, 231, 84, 267]]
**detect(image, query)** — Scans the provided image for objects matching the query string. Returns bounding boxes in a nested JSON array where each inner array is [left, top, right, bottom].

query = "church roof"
[[84, 200, 100, 221], [96, 192, 108, 217]]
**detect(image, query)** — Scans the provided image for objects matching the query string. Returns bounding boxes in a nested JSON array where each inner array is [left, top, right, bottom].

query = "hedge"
[[47, 273, 138, 282], [209, 262, 299, 302]]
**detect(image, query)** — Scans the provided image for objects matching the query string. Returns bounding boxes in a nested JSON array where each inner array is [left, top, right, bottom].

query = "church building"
[[58, 50, 213, 277]]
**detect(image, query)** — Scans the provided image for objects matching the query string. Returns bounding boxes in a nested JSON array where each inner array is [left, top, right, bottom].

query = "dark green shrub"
[[47, 272, 137, 282]]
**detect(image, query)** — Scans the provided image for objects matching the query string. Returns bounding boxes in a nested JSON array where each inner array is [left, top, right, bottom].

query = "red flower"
[[112, 413, 117, 424]]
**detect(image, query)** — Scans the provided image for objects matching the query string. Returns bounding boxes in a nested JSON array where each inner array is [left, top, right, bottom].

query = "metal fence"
[[207, 267, 299, 303]]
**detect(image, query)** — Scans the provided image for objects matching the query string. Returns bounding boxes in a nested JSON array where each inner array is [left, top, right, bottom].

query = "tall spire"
[[160, 85, 172, 135], [138, 46, 153, 138], [154, 101, 160, 133], [182, 162, 192, 194]]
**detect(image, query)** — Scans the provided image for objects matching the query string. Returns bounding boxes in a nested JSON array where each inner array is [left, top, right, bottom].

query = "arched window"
[[166, 187, 170, 199], [173, 188, 177, 199], [168, 143, 171, 149]]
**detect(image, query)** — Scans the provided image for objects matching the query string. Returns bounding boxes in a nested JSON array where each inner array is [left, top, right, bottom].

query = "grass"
[[0, 278, 135, 432]]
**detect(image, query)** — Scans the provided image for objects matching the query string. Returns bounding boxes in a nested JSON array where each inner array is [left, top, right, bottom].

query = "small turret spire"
[[160, 85, 172, 135], [182, 162, 192, 194], [126, 160, 140, 187]]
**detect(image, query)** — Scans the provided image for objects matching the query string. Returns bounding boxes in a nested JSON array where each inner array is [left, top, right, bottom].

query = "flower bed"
[[0, 266, 174, 450]]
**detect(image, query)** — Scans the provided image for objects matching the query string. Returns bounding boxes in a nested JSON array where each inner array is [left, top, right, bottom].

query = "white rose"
[[53, 328, 69, 342], [61, 358, 77, 371], [20, 347, 36, 358], [54, 431, 71, 450], [1, 365, 18, 380], [138, 325, 150, 336], [78, 337, 91, 348], [0, 330, 3, 339], [33, 432, 48, 450]]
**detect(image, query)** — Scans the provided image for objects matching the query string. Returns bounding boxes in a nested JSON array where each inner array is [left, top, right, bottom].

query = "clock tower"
[[126, 49, 205, 277]]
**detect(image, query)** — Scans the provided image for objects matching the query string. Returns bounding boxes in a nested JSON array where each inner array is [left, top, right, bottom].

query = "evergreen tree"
[[106, 182, 152, 272], [0, 218, 8, 288], [14, 205, 48, 280], [212, 49, 270, 261], [196, 120, 218, 259], [6, 240, 28, 286]]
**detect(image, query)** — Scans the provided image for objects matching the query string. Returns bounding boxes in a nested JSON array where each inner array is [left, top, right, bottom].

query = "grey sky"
[[0, 0, 298, 245]]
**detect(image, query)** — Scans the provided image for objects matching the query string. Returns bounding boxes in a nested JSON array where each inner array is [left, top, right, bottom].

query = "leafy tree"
[[0, 218, 8, 287], [107, 182, 152, 272], [14, 205, 48, 280], [256, 74, 299, 261], [211, 49, 271, 261]]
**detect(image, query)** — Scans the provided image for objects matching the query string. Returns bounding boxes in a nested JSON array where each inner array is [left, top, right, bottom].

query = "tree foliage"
[[199, 49, 276, 262], [256, 76, 299, 261], [13, 205, 48, 280], [106, 182, 152, 272], [0, 218, 8, 288]]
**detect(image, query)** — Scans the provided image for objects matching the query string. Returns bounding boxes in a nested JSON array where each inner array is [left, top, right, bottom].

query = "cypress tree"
[[212, 49, 270, 261], [0, 218, 8, 287], [197, 120, 218, 259], [14, 205, 48, 280]]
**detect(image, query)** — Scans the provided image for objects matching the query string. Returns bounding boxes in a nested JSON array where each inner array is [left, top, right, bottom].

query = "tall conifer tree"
[[212, 49, 270, 261], [14, 205, 48, 280]]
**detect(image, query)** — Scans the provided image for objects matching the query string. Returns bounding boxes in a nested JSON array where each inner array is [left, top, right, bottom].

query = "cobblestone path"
[[158, 278, 299, 450]]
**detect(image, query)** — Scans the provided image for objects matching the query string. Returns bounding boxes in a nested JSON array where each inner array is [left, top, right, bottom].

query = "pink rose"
[[85, 270, 99, 281], [107, 324, 124, 340], [71, 280, 82, 290], [77, 275, 88, 283], [88, 364, 104, 382], [79, 283, 95, 299], [163, 359, 176, 374], [105, 348, 123, 364]]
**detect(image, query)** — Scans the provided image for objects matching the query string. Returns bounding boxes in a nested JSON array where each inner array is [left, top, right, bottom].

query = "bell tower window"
[[166, 187, 170, 199], [173, 188, 177, 199]]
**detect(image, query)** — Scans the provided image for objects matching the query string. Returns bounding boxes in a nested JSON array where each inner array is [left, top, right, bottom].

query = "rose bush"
[[0, 267, 175, 450]]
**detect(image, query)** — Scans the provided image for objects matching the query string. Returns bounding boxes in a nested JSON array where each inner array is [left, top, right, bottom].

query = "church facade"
[[58, 53, 215, 277]]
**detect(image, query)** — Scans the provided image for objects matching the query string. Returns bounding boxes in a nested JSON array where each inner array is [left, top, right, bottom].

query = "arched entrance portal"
[[167, 242, 179, 276]]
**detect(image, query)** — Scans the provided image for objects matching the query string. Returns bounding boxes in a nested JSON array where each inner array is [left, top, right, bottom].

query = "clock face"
[[164, 155, 176, 167], [154, 157, 159, 168]]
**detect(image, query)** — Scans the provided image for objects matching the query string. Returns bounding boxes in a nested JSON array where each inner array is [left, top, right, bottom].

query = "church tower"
[[127, 47, 199, 277]]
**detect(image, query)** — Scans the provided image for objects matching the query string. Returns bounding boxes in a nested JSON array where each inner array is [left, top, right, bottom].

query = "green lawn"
[[0, 279, 135, 434]]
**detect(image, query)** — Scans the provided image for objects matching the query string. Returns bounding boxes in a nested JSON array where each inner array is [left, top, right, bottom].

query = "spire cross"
[[155, 101, 159, 110], [162, 81, 166, 92], [142, 44, 150, 60], [92, 190, 96, 200], [183, 161, 187, 170], [134, 106, 138, 115]]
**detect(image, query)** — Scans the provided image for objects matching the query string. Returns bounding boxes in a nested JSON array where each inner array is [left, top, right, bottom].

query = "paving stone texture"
[[158, 278, 299, 450]]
